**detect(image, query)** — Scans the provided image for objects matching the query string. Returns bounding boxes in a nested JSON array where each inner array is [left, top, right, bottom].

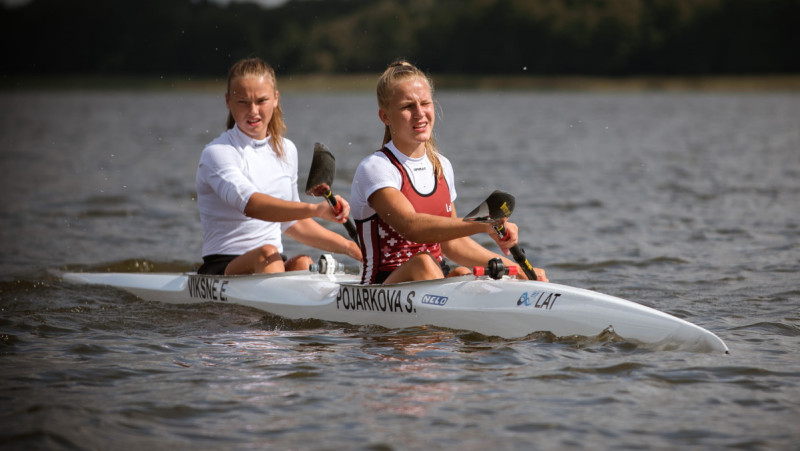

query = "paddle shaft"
[[323, 190, 360, 245], [493, 223, 538, 281]]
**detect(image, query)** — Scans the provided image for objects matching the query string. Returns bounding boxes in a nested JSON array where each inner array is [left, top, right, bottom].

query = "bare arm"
[[438, 206, 530, 279], [369, 187, 519, 249], [369, 187, 485, 242], [244, 192, 350, 224], [285, 218, 362, 261]]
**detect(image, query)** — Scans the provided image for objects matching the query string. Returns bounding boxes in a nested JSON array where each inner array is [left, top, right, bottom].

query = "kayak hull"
[[62, 271, 729, 353]]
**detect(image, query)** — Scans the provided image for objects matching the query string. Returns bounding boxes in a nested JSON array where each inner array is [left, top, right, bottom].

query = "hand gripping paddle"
[[304, 142, 360, 246], [463, 190, 538, 280]]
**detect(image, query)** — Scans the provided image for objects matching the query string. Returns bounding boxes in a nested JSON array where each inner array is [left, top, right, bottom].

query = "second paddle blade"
[[463, 190, 516, 223], [305, 142, 337, 196]]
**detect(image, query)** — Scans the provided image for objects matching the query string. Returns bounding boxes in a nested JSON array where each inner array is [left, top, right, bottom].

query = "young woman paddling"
[[196, 57, 361, 275], [350, 60, 548, 284]]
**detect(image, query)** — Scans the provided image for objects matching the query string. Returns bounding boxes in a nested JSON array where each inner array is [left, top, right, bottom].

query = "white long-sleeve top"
[[196, 126, 299, 257]]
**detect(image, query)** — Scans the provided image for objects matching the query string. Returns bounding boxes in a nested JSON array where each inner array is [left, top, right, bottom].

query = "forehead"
[[229, 75, 275, 96], [390, 78, 431, 99]]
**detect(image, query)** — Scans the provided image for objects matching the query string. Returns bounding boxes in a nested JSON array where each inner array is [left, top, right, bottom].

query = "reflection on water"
[[1, 90, 799, 449]]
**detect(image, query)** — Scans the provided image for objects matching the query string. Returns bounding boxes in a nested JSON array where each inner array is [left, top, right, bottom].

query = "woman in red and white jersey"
[[350, 60, 547, 284]]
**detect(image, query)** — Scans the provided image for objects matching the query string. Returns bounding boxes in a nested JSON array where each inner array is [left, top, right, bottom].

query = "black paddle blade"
[[463, 190, 516, 223], [305, 142, 337, 196]]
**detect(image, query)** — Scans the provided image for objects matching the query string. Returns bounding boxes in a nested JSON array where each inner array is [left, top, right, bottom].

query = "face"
[[225, 75, 279, 140], [379, 78, 435, 156]]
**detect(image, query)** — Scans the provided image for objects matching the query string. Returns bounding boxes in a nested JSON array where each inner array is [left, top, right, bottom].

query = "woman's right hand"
[[344, 239, 363, 262], [315, 195, 351, 224], [487, 219, 519, 256]]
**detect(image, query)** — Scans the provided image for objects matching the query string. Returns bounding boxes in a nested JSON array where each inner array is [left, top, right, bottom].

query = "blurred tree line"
[[1, 0, 797, 78]]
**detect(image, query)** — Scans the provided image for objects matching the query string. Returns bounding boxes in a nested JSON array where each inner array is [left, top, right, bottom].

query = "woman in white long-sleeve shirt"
[[196, 57, 361, 275]]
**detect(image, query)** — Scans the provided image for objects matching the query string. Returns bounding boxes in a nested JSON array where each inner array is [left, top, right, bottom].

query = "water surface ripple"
[[1, 91, 798, 449]]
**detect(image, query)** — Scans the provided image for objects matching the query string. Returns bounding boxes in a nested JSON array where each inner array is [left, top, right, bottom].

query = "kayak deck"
[[61, 271, 729, 353]]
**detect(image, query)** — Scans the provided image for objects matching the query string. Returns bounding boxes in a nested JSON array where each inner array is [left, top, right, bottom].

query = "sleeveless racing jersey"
[[356, 148, 453, 284]]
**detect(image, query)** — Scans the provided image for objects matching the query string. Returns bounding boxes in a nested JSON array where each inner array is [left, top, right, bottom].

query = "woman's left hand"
[[532, 267, 548, 282]]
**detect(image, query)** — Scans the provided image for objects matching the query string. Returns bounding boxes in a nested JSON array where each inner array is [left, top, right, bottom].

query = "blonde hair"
[[376, 59, 443, 177], [226, 57, 287, 158]]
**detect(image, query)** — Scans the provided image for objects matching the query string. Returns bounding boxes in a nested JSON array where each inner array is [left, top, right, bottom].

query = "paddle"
[[463, 190, 538, 281], [304, 142, 360, 246]]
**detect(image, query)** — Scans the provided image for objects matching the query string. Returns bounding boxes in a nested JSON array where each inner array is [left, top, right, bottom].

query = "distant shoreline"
[[2, 74, 800, 92]]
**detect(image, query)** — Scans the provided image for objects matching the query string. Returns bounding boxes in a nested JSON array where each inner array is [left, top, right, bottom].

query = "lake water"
[[1, 89, 798, 449]]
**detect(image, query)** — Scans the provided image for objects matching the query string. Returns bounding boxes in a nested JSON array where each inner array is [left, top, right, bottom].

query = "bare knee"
[[414, 253, 442, 274], [385, 252, 444, 283], [447, 266, 472, 278], [256, 245, 282, 265], [285, 254, 313, 271], [225, 244, 283, 275]]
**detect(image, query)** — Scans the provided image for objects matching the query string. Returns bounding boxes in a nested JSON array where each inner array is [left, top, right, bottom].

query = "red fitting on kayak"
[[474, 258, 517, 280]]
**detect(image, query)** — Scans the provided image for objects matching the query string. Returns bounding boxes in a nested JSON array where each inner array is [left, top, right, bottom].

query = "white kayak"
[[61, 263, 728, 353]]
